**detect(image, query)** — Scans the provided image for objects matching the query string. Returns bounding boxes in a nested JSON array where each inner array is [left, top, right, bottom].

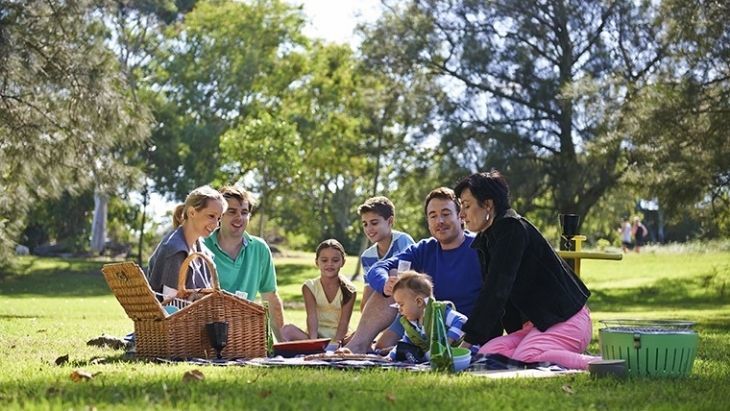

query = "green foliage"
[[274, 43, 374, 252], [219, 112, 302, 236], [610, 1, 730, 239], [0, 0, 150, 264], [4, 0, 726, 263], [147, 0, 309, 199], [628, 81, 729, 237], [20, 191, 95, 253]]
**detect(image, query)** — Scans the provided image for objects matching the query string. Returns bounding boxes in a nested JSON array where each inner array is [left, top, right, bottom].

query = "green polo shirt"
[[203, 230, 277, 299]]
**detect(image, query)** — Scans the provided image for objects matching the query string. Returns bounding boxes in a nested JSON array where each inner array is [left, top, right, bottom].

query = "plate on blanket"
[[273, 338, 331, 357]]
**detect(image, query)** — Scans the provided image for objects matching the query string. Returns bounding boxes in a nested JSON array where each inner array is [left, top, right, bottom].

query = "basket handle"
[[176, 251, 220, 297]]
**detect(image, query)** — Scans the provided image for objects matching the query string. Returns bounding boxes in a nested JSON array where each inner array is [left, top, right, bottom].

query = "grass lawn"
[[1, 246, 729, 410]]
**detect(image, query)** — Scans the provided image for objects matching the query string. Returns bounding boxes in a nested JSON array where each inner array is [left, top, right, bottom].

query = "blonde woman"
[[148, 185, 226, 296]]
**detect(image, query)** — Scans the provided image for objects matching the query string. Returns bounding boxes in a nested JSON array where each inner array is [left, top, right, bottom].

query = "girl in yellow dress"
[[281, 239, 356, 344]]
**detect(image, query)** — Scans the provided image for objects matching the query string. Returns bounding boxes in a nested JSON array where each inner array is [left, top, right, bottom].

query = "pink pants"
[[478, 306, 600, 370]]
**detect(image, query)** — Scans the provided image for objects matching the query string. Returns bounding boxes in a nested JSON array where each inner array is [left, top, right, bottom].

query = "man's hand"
[[383, 276, 399, 297]]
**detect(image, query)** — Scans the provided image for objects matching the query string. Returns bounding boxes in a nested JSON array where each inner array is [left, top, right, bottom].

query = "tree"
[[147, 0, 309, 199], [0, 0, 149, 262], [362, 0, 670, 229], [273, 43, 373, 251], [219, 112, 302, 237], [626, 0, 730, 238], [100, 0, 200, 261]]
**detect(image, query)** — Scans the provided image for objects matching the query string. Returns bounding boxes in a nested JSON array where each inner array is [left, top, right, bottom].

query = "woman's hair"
[[315, 239, 356, 305], [454, 170, 511, 215], [172, 185, 226, 228], [392, 271, 434, 298]]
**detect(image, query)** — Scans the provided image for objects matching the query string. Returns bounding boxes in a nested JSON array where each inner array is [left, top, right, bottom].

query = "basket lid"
[[102, 262, 166, 320]]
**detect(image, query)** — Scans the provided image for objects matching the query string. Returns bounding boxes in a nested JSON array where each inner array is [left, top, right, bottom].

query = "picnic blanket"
[[153, 352, 584, 378], [97, 334, 584, 378], [157, 352, 427, 370]]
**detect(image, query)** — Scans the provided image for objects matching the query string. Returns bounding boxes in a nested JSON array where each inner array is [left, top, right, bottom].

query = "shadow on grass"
[[590, 275, 730, 313], [0, 257, 112, 297], [1, 257, 320, 298]]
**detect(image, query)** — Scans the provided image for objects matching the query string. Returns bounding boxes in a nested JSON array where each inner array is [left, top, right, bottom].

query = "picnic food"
[[303, 352, 391, 362]]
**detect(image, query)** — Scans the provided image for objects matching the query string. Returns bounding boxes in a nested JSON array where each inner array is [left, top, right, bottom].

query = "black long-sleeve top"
[[463, 209, 591, 345]]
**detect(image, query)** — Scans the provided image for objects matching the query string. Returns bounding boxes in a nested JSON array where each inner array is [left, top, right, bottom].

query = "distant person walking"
[[632, 217, 648, 253], [619, 218, 632, 253]]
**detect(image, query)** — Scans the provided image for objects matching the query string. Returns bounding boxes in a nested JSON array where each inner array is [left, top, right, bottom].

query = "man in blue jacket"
[[344, 187, 487, 354]]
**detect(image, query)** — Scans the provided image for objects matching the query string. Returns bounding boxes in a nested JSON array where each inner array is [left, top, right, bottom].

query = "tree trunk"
[[137, 182, 148, 266], [90, 190, 108, 255], [258, 191, 267, 238]]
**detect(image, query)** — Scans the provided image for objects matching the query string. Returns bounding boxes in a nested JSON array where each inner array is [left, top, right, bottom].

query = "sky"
[[295, 0, 383, 45]]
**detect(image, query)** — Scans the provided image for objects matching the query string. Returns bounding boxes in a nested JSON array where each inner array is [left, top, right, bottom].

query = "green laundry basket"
[[599, 320, 698, 377]]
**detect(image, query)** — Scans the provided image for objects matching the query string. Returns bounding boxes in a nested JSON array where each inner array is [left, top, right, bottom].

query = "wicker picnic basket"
[[102, 252, 267, 360]]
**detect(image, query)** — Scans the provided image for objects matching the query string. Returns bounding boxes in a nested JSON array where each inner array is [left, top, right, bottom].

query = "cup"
[[559, 214, 580, 237], [397, 260, 411, 273], [205, 321, 229, 360]]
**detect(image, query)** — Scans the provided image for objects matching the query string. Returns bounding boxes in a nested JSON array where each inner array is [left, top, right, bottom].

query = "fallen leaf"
[[70, 369, 95, 382], [182, 370, 204, 383], [562, 384, 575, 395], [55, 355, 69, 366], [386, 393, 396, 403], [89, 356, 107, 365], [258, 389, 272, 399]]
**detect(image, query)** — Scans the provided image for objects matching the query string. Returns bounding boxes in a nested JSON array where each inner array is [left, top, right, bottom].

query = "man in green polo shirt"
[[204, 186, 286, 340]]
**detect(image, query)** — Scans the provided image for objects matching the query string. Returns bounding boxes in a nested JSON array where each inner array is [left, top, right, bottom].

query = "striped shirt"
[[360, 230, 415, 284]]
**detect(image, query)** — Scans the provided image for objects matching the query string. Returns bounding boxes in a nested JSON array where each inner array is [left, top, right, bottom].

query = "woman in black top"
[[454, 171, 600, 369]]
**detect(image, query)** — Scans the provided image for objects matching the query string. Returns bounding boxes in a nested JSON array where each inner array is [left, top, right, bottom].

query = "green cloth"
[[400, 303, 433, 353], [203, 230, 277, 299], [427, 300, 454, 372], [399, 300, 462, 353]]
